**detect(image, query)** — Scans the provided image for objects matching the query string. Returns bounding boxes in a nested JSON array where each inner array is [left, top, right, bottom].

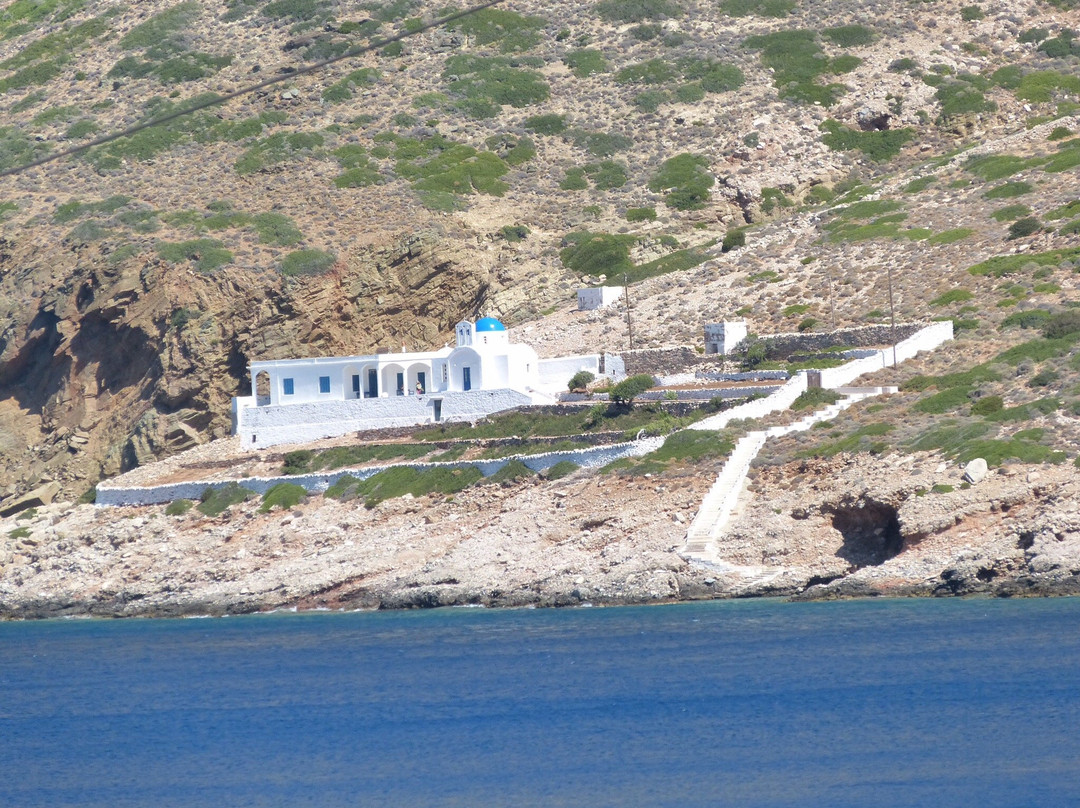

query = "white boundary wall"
[[816, 320, 954, 388], [537, 355, 602, 389], [238, 389, 532, 450], [95, 436, 665, 507]]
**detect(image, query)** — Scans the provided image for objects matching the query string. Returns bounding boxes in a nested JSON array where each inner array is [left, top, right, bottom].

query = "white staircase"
[[681, 391, 878, 565]]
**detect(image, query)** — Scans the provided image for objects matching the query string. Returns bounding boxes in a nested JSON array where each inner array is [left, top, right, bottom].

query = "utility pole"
[[887, 263, 897, 367], [623, 273, 634, 351]]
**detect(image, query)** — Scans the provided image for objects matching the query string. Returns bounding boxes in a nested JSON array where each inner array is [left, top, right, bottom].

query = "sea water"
[[1, 598, 1078, 808]]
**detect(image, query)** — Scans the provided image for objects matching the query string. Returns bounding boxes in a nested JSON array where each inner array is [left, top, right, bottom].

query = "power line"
[[0, 0, 507, 178]]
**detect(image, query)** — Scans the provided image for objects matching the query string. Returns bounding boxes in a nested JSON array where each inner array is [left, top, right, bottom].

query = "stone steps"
[[680, 391, 882, 566]]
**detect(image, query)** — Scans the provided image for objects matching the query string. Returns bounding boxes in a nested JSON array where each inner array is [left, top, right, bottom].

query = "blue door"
[[396, 372, 405, 395], [367, 369, 378, 398], [352, 374, 361, 398], [462, 367, 471, 391]]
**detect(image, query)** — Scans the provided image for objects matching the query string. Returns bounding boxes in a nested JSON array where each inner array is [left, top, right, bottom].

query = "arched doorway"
[[255, 371, 271, 405]]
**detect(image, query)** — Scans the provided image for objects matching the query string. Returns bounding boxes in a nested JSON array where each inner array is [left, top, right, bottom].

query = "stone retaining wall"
[[95, 437, 665, 507], [752, 323, 924, 359]]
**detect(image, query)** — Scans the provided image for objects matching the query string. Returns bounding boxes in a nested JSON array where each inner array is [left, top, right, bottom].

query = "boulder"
[[0, 482, 61, 516], [962, 458, 989, 485]]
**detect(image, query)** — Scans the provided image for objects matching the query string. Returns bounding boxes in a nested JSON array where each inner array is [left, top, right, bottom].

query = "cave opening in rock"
[[829, 500, 903, 569]]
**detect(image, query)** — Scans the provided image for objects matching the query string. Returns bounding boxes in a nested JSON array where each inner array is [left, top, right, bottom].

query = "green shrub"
[[560, 168, 588, 191], [333, 143, 380, 186], [914, 386, 974, 414], [626, 207, 657, 222], [721, 0, 795, 16], [568, 370, 596, 390], [1047, 200, 1080, 220], [282, 450, 314, 475], [634, 89, 669, 113], [643, 430, 734, 465], [324, 474, 360, 500], [234, 131, 325, 175], [998, 336, 1079, 365], [820, 120, 914, 161], [991, 204, 1032, 222], [260, 0, 333, 22], [616, 58, 677, 85], [500, 224, 530, 242], [760, 187, 793, 214], [446, 8, 546, 53], [960, 5, 985, 21], [197, 482, 254, 516], [721, 228, 747, 253], [964, 153, 1034, 182], [744, 29, 847, 106], [565, 49, 607, 78], [1042, 311, 1080, 339], [485, 460, 537, 486], [585, 160, 627, 189], [595, 0, 683, 23], [443, 55, 549, 117], [928, 228, 976, 245], [792, 387, 841, 411], [1037, 34, 1080, 59], [252, 212, 303, 246], [971, 395, 1004, 416], [797, 317, 818, 332], [904, 176, 935, 193], [967, 246, 1080, 277], [984, 181, 1033, 199], [559, 231, 635, 275], [156, 238, 232, 272], [1007, 217, 1042, 239], [524, 114, 566, 135], [1001, 309, 1052, 330], [648, 153, 713, 210], [823, 25, 874, 47], [623, 246, 710, 285], [1019, 27, 1049, 44], [567, 129, 633, 157], [351, 465, 483, 508], [119, 2, 200, 50], [544, 460, 580, 480], [610, 374, 655, 405], [259, 482, 307, 513], [280, 249, 335, 277]]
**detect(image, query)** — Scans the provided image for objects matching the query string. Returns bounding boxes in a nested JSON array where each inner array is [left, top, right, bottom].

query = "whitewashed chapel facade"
[[233, 318, 622, 449]]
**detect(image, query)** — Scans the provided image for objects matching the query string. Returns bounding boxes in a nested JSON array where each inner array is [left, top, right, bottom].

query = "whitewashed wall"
[[240, 389, 533, 449], [817, 320, 954, 388], [577, 287, 624, 310], [537, 355, 602, 390]]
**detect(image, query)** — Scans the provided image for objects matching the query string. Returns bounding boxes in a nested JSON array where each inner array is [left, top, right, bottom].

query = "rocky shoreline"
[[3, 448, 1079, 620]]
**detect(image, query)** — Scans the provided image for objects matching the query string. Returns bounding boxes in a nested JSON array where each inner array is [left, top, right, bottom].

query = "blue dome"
[[474, 317, 506, 332]]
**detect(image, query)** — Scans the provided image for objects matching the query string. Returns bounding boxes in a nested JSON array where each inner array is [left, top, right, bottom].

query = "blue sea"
[[2, 598, 1079, 807]]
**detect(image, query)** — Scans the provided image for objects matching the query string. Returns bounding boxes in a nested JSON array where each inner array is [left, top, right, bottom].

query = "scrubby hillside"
[[0, 0, 1077, 508]]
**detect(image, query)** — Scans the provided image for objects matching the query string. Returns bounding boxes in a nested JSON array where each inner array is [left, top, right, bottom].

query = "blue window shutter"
[[283, 378, 294, 395], [319, 376, 331, 393]]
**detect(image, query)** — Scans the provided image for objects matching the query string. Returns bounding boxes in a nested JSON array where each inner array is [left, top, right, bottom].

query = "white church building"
[[233, 318, 623, 449]]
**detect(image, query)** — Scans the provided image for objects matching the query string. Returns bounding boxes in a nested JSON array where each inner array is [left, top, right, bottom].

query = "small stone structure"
[[704, 321, 748, 355], [577, 286, 625, 311]]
